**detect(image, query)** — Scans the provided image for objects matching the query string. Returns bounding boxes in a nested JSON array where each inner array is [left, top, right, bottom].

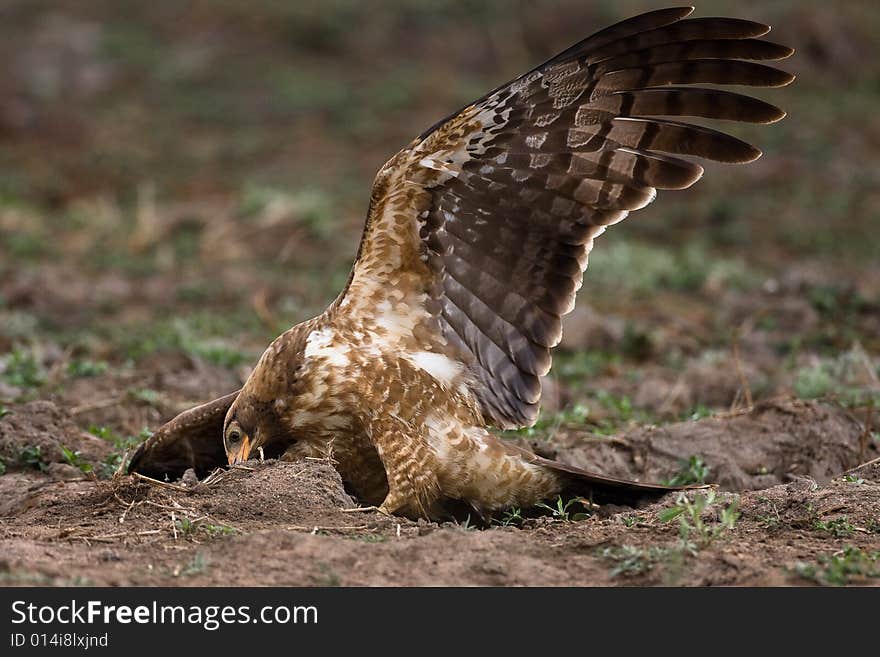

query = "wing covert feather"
[[339, 8, 792, 428]]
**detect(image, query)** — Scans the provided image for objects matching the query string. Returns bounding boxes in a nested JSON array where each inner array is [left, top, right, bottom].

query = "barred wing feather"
[[341, 6, 793, 429]]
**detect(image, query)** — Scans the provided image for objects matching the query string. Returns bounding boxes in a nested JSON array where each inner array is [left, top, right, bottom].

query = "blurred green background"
[[0, 1, 878, 441]]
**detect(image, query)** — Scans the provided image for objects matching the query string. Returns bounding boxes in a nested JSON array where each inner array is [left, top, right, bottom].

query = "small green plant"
[[687, 405, 714, 421], [193, 343, 249, 369], [843, 474, 864, 484], [586, 239, 756, 296], [794, 546, 880, 586], [595, 390, 634, 420], [813, 516, 855, 538], [790, 348, 880, 407], [88, 425, 114, 440], [18, 445, 48, 472], [128, 388, 160, 405], [174, 518, 237, 538], [589, 390, 660, 435], [118, 316, 253, 370], [602, 545, 673, 577], [0, 456, 6, 476], [662, 456, 711, 487], [5, 232, 48, 259], [60, 445, 93, 474], [554, 351, 620, 386], [353, 533, 387, 543], [659, 490, 739, 548], [622, 514, 645, 528], [100, 455, 125, 479], [202, 523, 238, 537], [66, 359, 108, 378], [512, 390, 654, 439], [756, 496, 781, 530], [513, 404, 589, 438], [92, 426, 148, 478], [793, 363, 834, 399], [455, 515, 478, 531], [175, 517, 196, 536], [495, 506, 524, 527], [179, 553, 208, 577], [1, 348, 45, 389], [535, 496, 591, 523], [0, 406, 10, 419], [807, 284, 866, 318]]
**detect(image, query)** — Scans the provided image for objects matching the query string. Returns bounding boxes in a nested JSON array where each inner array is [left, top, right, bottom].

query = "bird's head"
[[222, 323, 312, 465], [223, 393, 281, 465], [223, 402, 253, 465]]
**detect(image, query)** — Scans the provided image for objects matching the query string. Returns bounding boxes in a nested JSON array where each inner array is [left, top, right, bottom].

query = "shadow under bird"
[[129, 6, 794, 520]]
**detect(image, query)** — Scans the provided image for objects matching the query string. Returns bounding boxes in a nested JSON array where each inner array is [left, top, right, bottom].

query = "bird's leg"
[[368, 412, 440, 520]]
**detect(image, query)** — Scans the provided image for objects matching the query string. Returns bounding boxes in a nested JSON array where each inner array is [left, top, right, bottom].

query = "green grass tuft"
[[90, 426, 149, 478], [67, 359, 109, 378], [18, 445, 48, 472], [813, 516, 856, 538], [794, 546, 880, 586], [659, 490, 739, 549], [602, 544, 675, 578], [534, 496, 591, 523], [60, 445, 93, 474], [662, 456, 711, 487], [1, 348, 45, 390]]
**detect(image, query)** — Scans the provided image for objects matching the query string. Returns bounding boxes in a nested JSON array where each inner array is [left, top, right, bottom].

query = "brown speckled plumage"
[[129, 7, 792, 520]]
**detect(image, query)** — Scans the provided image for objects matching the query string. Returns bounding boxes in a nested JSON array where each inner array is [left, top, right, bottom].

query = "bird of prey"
[[129, 7, 793, 520]]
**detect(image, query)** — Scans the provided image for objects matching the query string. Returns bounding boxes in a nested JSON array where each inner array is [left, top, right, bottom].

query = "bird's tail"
[[522, 449, 708, 507]]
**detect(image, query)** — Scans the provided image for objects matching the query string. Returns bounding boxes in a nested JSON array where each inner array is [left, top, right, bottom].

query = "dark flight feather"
[[399, 10, 793, 428], [128, 390, 239, 479]]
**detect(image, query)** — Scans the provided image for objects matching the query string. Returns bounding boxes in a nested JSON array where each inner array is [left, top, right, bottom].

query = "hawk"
[[129, 7, 793, 520]]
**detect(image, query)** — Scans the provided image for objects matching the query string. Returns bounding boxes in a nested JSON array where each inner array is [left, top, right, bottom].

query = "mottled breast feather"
[[337, 6, 793, 429]]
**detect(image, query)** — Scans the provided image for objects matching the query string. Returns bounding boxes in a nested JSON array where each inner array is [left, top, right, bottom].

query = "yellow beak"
[[227, 435, 251, 465]]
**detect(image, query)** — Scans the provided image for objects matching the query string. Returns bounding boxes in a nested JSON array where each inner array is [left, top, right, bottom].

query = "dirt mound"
[[0, 396, 877, 586], [184, 460, 356, 526], [0, 400, 114, 477], [5, 459, 356, 530], [2, 455, 877, 586], [520, 398, 872, 492]]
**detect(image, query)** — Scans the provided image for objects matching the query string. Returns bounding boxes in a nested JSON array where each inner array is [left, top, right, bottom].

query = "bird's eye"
[[228, 429, 241, 444]]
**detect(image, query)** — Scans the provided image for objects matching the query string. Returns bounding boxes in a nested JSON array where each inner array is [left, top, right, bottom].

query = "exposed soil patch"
[[1, 397, 876, 586], [1, 1, 878, 587], [520, 398, 871, 492], [0, 400, 115, 489]]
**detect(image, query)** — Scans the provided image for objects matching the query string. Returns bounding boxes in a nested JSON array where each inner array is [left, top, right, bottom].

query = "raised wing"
[[338, 6, 793, 429], [128, 390, 239, 479]]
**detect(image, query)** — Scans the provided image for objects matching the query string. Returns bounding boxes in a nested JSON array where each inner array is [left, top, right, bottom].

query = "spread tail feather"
[[527, 452, 708, 507]]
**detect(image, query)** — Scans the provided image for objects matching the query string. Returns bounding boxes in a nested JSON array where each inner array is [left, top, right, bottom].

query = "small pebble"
[[181, 468, 199, 488]]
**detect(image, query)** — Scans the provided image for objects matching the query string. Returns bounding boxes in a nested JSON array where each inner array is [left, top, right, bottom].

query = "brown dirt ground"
[[1, 395, 877, 587], [1, 1, 879, 587]]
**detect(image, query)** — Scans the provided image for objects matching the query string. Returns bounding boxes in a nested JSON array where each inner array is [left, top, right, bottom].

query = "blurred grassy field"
[[0, 1, 878, 444]]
